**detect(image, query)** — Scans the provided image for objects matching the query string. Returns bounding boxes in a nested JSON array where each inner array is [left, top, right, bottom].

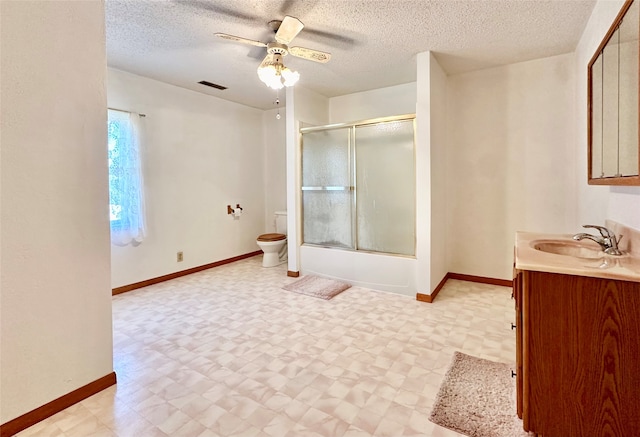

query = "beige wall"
[[285, 85, 330, 273], [428, 54, 448, 291], [263, 109, 287, 233], [108, 69, 266, 288], [415, 52, 435, 295], [447, 53, 577, 280], [0, 1, 113, 423], [329, 83, 417, 123]]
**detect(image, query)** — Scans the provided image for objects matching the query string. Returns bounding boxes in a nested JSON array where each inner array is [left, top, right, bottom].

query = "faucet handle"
[[583, 225, 614, 239]]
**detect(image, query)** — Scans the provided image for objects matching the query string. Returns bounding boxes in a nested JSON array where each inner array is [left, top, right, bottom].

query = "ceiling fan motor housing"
[[267, 42, 288, 56]]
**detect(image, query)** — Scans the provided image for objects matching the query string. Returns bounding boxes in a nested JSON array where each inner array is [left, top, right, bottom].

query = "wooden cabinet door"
[[524, 271, 640, 437], [514, 270, 524, 420]]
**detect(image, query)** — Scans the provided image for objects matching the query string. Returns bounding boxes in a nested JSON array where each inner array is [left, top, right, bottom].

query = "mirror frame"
[[587, 0, 640, 185]]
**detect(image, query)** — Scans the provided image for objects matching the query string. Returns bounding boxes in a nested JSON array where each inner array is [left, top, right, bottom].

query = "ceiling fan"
[[215, 16, 331, 90]]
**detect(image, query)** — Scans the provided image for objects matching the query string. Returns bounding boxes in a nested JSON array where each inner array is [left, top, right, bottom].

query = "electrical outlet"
[[177, 251, 183, 262]]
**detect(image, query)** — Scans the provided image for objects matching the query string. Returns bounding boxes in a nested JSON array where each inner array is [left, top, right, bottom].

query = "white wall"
[[447, 53, 576, 280], [286, 85, 330, 273], [415, 53, 432, 295], [575, 0, 640, 230], [291, 86, 331, 126], [428, 54, 449, 291], [263, 108, 287, 232], [0, 1, 113, 423], [108, 69, 266, 288], [329, 83, 417, 123]]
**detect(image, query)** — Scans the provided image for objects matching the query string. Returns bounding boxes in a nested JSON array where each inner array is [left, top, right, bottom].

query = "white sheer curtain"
[[108, 109, 146, 246]]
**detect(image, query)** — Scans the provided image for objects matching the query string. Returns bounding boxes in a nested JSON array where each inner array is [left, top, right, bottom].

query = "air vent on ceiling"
[[198, 80, 227, 90]]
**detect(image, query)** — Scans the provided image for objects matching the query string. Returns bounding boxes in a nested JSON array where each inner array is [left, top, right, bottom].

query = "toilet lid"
[[257, 233, 286, 242]]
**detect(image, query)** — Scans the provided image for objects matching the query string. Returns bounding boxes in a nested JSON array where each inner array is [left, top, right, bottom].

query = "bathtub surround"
[[288, 55, 446, 298], [300, 245, 418, 296]]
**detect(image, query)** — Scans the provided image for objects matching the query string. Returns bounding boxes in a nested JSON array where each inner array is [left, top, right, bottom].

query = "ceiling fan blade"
[[289, 46, 331, 63], [259, 54, 273, 68], [174, 1, 260, 22], [215, 33, 267, 48], [275, 16, 304, 44]]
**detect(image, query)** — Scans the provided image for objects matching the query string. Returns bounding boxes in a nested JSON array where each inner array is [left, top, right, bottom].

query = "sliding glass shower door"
[[301, 127, 354, 248], [301, 115, 415, 256], [355, 120, 415, 255]]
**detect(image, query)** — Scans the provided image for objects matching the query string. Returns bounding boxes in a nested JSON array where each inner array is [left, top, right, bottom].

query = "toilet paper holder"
[[227, 204, 243, 215]]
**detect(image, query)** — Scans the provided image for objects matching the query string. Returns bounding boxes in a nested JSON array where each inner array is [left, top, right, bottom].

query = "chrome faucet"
[[573, 225, 623, 256]]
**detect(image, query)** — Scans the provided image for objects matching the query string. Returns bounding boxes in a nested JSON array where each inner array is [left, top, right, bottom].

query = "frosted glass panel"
[[619, 5, 639, 176], [302, 129, 350, 187], [300, 116, 415, 256], [302, 191, 353, 248], [591, 55, 603, 178], [602, 28, 620, 177], [355, 120, 415, 256]]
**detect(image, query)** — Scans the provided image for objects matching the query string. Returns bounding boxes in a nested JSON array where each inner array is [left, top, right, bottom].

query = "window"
[[108, 109, 146, 246]]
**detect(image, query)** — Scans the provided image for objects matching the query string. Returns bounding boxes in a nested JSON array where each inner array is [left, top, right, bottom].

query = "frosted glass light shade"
[[282, 68, 299, 87], [257, 54, 299, 90]]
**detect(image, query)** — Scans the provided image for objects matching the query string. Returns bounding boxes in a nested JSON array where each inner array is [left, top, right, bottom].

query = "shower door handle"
[[301, 186, 354, 191]]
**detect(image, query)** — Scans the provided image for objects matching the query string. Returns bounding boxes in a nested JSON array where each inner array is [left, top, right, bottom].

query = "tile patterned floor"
[[16, 256, 516, 437]]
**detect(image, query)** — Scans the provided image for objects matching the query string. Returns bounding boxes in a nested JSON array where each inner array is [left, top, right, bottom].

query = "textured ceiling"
[[106, 0, 597, 110]]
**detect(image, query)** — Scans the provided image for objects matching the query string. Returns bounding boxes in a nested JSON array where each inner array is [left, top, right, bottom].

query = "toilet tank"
[[274, 211, 287, 235]]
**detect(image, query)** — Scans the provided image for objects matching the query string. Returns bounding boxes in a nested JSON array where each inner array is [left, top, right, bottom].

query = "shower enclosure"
[[300, 115, 416, 257]]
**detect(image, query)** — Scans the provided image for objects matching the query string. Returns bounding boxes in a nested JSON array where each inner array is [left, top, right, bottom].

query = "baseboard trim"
[[416, 273, 450, 303], [112, 250, 263, 295], [415, 293, 431, 303], [416, 272, 512, 303], [287, 270, 300, 278], [0, 372, 116, 437], [448, 272, 513, 288]]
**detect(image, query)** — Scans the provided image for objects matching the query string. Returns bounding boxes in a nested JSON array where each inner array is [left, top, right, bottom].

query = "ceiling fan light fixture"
[[281, 67, 299, 87], [216, 15, 331, 95], [257, 65, 283, 90], [257, 53, 298, 90]]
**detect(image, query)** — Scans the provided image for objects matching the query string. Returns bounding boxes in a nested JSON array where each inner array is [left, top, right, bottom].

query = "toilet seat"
[[257, 233, 286, 242]]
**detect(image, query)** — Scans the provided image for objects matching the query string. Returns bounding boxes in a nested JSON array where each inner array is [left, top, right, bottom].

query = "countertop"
[[515, 231, 640, 283]]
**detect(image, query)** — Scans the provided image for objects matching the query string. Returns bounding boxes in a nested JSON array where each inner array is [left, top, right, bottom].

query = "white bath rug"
[[282, 275, 351, 300]]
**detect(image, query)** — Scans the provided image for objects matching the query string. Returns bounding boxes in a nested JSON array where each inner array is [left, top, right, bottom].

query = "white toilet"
[[256, 211, 287, 267]]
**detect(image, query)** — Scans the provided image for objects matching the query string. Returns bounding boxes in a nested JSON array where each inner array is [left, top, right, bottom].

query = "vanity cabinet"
[[514, 269, 640, 437]]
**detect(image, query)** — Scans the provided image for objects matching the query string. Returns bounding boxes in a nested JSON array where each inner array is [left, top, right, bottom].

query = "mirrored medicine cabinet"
[[588, 0, 639, 185]]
